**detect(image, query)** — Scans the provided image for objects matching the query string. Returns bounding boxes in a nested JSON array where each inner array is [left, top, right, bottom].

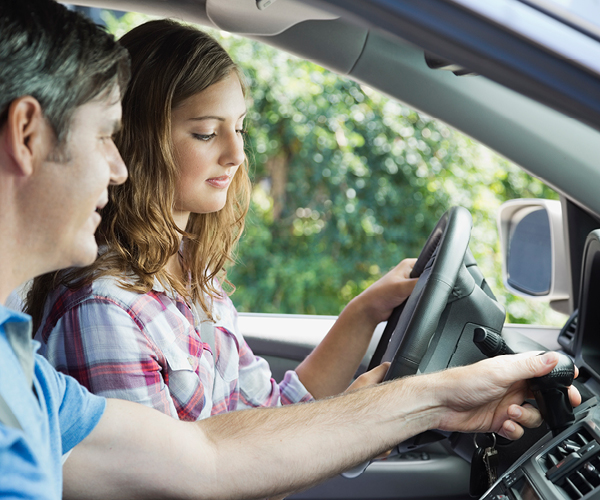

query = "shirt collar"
[[0, 303, 34, 388], [0, 303, 30, 327], [151, 275, 180, 299], [98, 244, 184, 299]]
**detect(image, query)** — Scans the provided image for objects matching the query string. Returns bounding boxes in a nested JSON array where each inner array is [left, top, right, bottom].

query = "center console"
[[481, 398, 600, 500]]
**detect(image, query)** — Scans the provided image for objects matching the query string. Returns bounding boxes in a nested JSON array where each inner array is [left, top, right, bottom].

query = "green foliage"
[[105, 11, 566, 325]]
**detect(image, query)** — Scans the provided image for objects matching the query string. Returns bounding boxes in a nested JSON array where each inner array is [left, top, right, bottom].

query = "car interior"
[[62, 0, 600, 498]]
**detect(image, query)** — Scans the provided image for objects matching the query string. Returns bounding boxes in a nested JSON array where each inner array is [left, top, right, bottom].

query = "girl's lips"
[[206, 175, 232, 189]]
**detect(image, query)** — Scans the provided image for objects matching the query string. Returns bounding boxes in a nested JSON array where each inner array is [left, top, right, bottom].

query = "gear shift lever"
[[527, 353, 575, 436], [473, 327, 575, 436]]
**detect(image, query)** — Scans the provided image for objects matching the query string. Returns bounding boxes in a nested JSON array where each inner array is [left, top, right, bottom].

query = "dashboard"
[[484, 229, 600, 500], [483, 398, 600, 500]]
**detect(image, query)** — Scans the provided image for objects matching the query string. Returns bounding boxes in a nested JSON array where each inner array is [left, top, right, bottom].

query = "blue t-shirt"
[[0, 304, 106, 499]]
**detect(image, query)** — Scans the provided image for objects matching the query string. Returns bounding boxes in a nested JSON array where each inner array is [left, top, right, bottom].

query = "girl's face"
[[171, 74, 246, 219]]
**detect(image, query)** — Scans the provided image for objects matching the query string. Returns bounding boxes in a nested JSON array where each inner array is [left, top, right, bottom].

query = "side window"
[[102, 10, 564, 326]]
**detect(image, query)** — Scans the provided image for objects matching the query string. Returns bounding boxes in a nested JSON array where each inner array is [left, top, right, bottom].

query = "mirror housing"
[[497, 199, 569, 309]]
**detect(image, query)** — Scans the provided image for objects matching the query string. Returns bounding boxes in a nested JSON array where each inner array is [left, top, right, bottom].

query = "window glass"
[[100, 9, 566, 326], [451, 0, 600, 73], [521, 0, 600, 38]]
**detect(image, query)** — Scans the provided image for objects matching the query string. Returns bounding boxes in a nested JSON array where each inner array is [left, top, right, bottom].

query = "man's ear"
[[2, 96, 49, 177]]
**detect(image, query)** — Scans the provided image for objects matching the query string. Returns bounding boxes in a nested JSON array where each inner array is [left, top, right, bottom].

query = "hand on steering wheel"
[[368, 206, 474, 380], [351, 258, 418, 327]]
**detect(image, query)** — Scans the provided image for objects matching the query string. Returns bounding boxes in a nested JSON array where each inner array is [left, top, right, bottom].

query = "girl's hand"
[[346, 362, 390, 392], [349, 258, 418, 325]]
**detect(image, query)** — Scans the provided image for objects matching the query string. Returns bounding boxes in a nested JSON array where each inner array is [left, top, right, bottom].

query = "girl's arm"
[[295, 258, 417, 399]]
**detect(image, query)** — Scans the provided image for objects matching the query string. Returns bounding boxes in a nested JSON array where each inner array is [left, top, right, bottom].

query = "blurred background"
[[84, 8, 564, 325]]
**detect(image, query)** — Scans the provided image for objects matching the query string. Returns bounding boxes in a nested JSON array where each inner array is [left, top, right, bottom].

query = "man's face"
[[33, 85, 127, 270]]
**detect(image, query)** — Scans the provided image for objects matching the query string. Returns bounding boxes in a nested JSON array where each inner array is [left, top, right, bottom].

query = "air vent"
[[558, 310, 578, 354], [538, 429, 600, 499]]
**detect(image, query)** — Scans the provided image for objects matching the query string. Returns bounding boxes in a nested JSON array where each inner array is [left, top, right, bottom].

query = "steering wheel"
[[367, 206, 473, 381]]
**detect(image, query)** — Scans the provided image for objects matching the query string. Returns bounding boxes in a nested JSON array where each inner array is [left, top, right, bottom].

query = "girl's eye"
[[237, 129, 248, 136], [192, 133, 216, 141]]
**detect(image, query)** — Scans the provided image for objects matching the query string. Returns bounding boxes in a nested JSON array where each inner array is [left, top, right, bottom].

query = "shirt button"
[[188, 356, 195, 367]]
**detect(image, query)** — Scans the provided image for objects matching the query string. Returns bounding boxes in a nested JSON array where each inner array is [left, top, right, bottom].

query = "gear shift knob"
[[472, 330, 576, 437], [528, 353, 575, 436]]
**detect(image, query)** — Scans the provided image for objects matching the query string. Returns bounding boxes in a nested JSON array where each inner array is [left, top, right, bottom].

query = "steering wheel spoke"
[[368, 207, 475, 380]]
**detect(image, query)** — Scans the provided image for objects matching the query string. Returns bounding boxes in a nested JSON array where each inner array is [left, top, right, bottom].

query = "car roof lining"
[[251, 18, 368, 75], [206, 0, 338, 35], [74, 0, 340, 35], [69, 0, 213, 25]]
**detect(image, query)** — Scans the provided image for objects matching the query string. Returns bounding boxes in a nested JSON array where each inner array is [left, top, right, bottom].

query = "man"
[[0, 1, 580, 499]]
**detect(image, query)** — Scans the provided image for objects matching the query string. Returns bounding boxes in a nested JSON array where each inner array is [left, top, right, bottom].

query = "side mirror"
[[497, 199, 569, 309]]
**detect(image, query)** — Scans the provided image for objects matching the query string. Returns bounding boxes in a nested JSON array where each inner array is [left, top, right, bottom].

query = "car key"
[[469, 433, 497, 497], [483, 443, 499, 487]]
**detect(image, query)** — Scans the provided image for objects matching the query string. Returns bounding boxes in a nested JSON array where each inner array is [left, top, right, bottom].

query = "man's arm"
[[63, 352, 579, 500]]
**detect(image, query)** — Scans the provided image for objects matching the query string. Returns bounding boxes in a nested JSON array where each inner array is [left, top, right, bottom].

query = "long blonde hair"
[[27, 19, 251, 330]]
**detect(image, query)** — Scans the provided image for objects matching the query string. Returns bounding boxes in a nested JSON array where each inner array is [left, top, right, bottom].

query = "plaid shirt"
[[34, 276, 313, 421]]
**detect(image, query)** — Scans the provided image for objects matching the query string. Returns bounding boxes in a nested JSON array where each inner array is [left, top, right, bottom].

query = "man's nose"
[[107, 140, 128, 185]]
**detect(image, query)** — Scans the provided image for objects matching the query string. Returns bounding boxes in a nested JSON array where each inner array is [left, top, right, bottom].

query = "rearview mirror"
[[497, 199, 569, 310]]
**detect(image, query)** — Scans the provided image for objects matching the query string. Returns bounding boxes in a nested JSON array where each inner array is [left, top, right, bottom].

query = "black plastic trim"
[[564, 200, 600, 311]]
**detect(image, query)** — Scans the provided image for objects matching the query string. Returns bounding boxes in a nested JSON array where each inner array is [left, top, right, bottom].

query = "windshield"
[[521, 0, 600, 39], [450, 0, 600, 74]]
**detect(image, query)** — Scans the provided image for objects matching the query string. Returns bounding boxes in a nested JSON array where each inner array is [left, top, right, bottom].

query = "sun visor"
[[206, 0, 338, 35]]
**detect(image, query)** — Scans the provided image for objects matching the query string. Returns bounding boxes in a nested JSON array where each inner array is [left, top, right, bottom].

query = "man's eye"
[[192, 133, 216, 141]]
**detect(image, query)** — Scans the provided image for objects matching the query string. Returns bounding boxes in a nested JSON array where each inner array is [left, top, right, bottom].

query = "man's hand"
[[431, 352, 582, 439], [350, 258, 418, 326]]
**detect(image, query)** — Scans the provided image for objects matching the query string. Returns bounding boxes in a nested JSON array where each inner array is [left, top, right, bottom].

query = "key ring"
[[473, 432, 496, 449]]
